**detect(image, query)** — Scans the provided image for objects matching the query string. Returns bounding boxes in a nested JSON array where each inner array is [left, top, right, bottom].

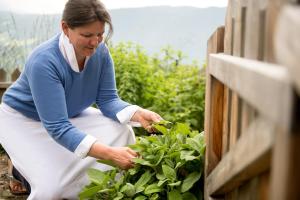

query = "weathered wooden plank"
[[270, 97, 300, 200], [209, 54, 292, 130], [258, 171, 269, 200], [207, 27, 225, 56], [11, 68, 21, 82], [224, 0, 233, 55], [229, 93, 240, 148], [232, 0, 248, 57], [275, 5, 300, 95], [205, 77, 224, 176], [237, 177, 259, 200], [222, 87, 230, 155], [265, 0, 297, 62], [228, 0, 245, 151], [240, 101, 256, 136], [225, 189, 238, 200], [205, 26, 225, 175], [272, 7, 300, 198], [243, 0, 259, 59], [0, 82, 11, 101], [206, 116, 273, 196], [204, 27, 225, 200], [0, 69, 6, 82]]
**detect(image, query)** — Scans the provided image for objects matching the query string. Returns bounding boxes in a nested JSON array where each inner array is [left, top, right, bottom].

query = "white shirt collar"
[[58, 32, 90, 72]]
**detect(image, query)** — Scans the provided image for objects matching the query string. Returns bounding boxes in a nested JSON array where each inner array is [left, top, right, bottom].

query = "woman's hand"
[[88, 142, 137, 170], [106, 146, 138, 169], [131, 108, 163, 132]]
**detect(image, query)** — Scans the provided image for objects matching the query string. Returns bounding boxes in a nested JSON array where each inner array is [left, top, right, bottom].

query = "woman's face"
[[62, 20, 105, 59]]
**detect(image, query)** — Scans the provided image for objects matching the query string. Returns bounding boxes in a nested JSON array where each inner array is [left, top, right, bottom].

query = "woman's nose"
[[90, 36, 102, 46]]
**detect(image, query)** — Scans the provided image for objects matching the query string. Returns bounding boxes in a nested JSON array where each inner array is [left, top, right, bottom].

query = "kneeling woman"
[[0, 0, 162, 199]]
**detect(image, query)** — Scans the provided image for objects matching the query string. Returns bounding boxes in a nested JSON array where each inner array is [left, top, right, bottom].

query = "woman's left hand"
[[131, 108, 162, 132]]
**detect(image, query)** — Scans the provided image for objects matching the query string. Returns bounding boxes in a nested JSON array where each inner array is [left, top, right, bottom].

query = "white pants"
[[0, 104, 135, 200]]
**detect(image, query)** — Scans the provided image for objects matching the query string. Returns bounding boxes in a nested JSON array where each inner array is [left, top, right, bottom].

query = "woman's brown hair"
[[62, 0, 113, 42]]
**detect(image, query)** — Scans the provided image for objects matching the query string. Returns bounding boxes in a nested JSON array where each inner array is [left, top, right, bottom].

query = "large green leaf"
[[133, 158, 154, 167], [120, 183, 136, 197], [86, 168, 106, 185], [181, 172, 202, 193], [162, 165, 177, 181], [186, 138, 201, 153], [168, 180, 181, 187], [135, 170, 152, 189], [182, 192, 198, 200], [79, 185, 102, 199], [168, 189, 182, 200], [180, 150, 197, 161], [144, 183, 163, 194], [153, 124, 169, 135], [175, 123, 190, 135], [134, 195, 147, 200]]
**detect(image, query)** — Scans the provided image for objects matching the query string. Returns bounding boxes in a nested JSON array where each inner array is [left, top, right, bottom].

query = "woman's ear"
[[61, 21, 69, 36]]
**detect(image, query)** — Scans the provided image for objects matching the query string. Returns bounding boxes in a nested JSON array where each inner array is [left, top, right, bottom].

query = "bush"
[[79, 121, 205, 200], [111, 43, 205, 132]]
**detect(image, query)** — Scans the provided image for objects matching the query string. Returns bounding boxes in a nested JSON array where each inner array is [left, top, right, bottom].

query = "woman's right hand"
[[88, 141, 137, 170], [106, 146, 138, 169]]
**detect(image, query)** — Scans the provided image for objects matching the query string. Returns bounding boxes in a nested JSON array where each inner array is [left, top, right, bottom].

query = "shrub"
[[79, 121, 205, 200], [111, 43, 205, 132]]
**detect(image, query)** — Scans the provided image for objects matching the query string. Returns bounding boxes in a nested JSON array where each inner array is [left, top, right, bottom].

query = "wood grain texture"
[[222, 87, 230, 155], [270, 97, 300, 200], [224, 0, 233, 55], [206, 116, 273, 197], [275, 5, 300, 95], [229, 92, 240, 149], [265, 0, 297, 63], [209, 54, 292, 130], [205, 26, 225, 200]]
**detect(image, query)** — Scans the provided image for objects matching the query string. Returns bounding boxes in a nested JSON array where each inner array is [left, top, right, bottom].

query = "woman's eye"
[[81, 34, 92, 38]]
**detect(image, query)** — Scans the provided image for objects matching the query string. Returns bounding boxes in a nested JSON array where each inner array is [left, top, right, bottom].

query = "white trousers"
[[0, 104, 135, 200]]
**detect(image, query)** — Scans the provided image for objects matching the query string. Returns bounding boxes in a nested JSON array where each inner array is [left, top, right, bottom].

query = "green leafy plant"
[[111, 43, 206, 133], [79, 121, 205, 200]]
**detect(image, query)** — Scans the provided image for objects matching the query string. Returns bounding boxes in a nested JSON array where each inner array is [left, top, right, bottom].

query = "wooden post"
[[205, 26, 225, 200], [270, 5, 300, 200]]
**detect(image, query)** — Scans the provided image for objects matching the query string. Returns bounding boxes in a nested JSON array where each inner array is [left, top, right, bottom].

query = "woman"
[[0, 0, 162, 199]]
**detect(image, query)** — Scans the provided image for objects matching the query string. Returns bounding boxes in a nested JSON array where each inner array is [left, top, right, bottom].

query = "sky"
[[0, 0, 227, 14]]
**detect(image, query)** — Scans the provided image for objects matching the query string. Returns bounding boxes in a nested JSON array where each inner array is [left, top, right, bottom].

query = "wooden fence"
[[0, 68, 21, 100], [204, 0, 300, 200]]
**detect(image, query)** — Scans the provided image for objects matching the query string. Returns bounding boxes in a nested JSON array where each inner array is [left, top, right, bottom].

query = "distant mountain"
[[0, 6, 226, 64]]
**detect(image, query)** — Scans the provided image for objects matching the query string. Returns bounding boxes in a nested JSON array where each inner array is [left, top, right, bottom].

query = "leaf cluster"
[[79, 121, 205, 200]]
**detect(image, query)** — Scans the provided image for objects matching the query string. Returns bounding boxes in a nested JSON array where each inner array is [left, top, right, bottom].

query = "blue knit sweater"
[[3, 34, 130, 152]]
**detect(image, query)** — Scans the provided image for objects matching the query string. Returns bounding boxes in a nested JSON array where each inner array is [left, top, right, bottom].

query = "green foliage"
[[111, 43, 206, 132], [79, 121, 205, 200]]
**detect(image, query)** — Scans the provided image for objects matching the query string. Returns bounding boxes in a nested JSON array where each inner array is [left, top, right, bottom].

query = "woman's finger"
[[126, 148, 137, 157]]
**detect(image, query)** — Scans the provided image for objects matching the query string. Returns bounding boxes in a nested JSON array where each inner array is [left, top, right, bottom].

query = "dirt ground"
[[0, 154, 28, 200]]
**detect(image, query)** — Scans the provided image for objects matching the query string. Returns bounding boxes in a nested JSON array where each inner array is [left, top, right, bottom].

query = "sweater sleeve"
[[26, 55, 86, 152], [95, 46, 131, 121]]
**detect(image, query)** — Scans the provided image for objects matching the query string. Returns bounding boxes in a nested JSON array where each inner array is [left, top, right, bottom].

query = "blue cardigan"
[[3, 34, 130, 152]]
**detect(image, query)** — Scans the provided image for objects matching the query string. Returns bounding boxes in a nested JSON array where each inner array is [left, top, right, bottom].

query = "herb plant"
[[79, 121, 205, 200]]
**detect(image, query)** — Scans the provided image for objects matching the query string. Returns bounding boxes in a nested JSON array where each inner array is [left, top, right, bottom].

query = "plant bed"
[[80, 121, 205, 200]]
